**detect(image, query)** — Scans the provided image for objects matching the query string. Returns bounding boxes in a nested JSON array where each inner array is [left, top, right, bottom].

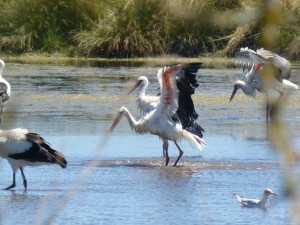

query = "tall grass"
[[0, 0, 105, 54], [74, 0, 167, 57], [74, 0, 243, 57], [0, 0, 299, 58]]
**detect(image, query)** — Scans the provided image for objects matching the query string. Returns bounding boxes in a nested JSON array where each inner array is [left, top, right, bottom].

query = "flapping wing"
[[234, 47, 267, 73], [176, 63, 204, 138], [158, 65, 182, 115], [235, 47, 291, 81]]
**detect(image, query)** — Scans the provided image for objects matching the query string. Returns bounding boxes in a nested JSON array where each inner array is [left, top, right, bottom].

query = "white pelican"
[[0, 128, 67, 190], [127, 63, 204, 165], [230, 47, 299, 120], [234, 188, 276, 210], [110, 64, 205, 166], [0, 59, 11, 123]]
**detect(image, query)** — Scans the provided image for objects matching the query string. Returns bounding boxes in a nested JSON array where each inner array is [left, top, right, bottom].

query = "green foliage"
[[0, 0, 299, 58], [75, 0, 168, 57], [0, 0, 105, 53], [74, 0, 239, 57]]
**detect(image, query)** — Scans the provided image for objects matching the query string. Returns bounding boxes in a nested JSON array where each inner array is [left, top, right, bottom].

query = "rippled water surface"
[[0, 62, 300, 225]]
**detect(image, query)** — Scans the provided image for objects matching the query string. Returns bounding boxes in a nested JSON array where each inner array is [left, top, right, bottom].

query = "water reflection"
[[0, 62, 299, 225]]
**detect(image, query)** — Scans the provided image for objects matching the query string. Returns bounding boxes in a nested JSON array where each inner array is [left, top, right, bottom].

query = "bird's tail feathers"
[[182, 129, 206, 152], [54, 151, 67, 168], [282, 79, 299, 90], [43, 148, 67, 169], [185, 122, 205, 138]]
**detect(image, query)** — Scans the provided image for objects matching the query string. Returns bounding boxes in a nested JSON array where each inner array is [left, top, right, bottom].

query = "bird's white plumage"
[[0, 140, 32, 157], [0, 128, 29, 141], [157, 66, 179, 115], [0, 128, 32, 156], [0, 128, 67, 190], [111, 64, 205, 166], [0, 59, 5, 74], [234, 188, 276, 210], [0, 59, 11, 97], [0, 59, 11, 123], [7, 158, 51, 173], [129, 76, 160, 114], [230, 48, 299, 119], [0, 128, 33, 156], [117, 106, 204, 151]]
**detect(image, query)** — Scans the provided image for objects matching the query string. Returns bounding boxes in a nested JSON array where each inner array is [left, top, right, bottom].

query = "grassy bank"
[[0, 53, 235, 68], [0, 0, 299, 59]]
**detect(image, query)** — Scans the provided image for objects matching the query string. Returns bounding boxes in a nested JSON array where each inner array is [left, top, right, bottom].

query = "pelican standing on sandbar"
[[110, 64, 205, 166], [0, 128, 67, 190]]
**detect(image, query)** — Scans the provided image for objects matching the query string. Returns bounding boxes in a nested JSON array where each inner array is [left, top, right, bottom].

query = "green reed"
[[0, 0, 299, 58]]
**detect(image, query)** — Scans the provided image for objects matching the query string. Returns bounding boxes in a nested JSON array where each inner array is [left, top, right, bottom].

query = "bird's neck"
[[122, 108, 139, 131], [138, 86, 146, 98], [259, 194, 269, 208], [240, 83, 256, 96]]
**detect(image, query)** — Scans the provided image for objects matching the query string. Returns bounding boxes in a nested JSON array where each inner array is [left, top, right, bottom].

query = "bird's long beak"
[[110, 111, 124, 132], [229, 86, 238, 102], [127, 81, 139, 95]]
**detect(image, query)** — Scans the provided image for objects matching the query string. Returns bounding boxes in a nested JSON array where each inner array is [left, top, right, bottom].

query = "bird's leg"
[[173, 141, 184, 166], [265, 91, 270, 123], [4, 172, 16, 190], [163, 139, 169, 166], [20, 168, 27, 191], [266, 102, 270, 122], [270, 92, 283, 120], [0, 105, 4, 124], [162, 142, 166, 157]]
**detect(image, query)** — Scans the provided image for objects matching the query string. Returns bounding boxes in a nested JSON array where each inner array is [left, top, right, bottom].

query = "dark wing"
[[234, 48, 267, 72], [0, 82, 9, 104], [176, 63, 204, 138], [9, 133, 67, 168]]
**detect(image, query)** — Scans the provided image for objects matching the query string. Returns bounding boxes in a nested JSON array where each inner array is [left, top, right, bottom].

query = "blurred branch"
[[223, 24, 253, 56], [260, 0, 299, 222]]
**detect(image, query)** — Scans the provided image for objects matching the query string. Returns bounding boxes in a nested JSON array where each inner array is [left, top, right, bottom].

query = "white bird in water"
[[0, 59, 11, 123], [0, 128, 67, 190], [110, 64, 205, 166], [234, 188, 276, 210], [127, 75, 160, 114], [127, 63, 204, 165], [230, 47, 299, 121]]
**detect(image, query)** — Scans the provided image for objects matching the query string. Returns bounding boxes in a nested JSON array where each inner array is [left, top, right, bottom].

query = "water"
[[0, 62, 300, 225]]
